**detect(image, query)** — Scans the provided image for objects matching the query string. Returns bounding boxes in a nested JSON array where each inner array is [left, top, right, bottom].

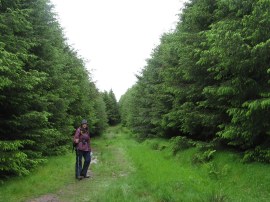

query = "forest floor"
[[25, 127, 134, 202], [1, 126, 270, 202]]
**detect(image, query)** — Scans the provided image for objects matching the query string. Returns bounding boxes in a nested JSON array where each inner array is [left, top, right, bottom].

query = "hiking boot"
[[84, 175, 90, 178], [77, 176, 83, 180]]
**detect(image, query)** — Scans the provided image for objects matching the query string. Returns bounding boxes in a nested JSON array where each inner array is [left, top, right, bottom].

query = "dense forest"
[[1, 0, 270, 183], [102, 90, 121, 126], [0, 0, 120, 180], [120, 0, 270, 163]]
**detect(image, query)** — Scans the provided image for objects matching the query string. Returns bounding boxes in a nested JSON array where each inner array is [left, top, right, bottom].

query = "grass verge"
[[0, 153, 75, 202], [1, 126, 269, 202]]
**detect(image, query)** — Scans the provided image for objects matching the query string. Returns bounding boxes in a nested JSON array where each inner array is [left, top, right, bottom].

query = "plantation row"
[[0, 0, 120, 180], [119, 0, 270, 163]]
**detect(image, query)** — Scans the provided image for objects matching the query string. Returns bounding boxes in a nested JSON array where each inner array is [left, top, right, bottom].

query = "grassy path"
[[0, 126, 270, 202], [55, 126, 136, 202], [0, 126, 135, 202]]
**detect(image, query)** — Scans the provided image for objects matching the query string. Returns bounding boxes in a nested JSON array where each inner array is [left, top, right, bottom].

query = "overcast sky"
[[50, 0, 188, 100]]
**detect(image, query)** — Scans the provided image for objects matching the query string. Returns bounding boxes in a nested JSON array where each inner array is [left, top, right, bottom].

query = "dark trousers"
[[75, 150, 91, 178]]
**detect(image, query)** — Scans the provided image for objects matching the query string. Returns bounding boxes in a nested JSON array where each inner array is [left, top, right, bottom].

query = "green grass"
[[94, 126, 270, 201], [0, 153, 75, 202], [124, 136, 270, 202], [1, 125, 269, 202]]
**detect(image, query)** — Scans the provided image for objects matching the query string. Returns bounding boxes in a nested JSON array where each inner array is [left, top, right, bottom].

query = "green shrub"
[[192, 149, 216, 164], [207, 162, 230, 180], [146, 140, 167, 151], [150, 142, 159, 150], [242, 147, 270, 163], [170, 136, 195, 155], [158, 145, 167, 151], [196, 142, 216, 151]]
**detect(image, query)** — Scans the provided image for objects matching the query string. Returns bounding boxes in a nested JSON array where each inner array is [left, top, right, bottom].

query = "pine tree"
[[102, 90, 120, 125], [0, 0, 108, 179], [120, 0, 270, 162]]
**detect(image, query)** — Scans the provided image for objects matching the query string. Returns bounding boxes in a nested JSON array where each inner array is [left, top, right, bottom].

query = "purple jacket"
[[73, 128, 91, 151]]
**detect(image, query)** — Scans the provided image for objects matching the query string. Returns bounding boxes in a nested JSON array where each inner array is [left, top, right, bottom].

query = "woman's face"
[[82, 124, 87, 128]]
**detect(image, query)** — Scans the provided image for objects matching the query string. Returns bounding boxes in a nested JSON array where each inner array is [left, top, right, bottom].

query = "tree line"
[[0, 0, 120, 180], [120, 0, 270, 163]]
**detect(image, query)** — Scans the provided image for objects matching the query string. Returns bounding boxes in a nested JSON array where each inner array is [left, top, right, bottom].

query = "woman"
[[73, 119, 91, 179]]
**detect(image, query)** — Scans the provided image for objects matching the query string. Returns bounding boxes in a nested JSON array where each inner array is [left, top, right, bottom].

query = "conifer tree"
[[102, 90, 120, 125], [0, 0, 108, 179], [120, 0, 270, 162]]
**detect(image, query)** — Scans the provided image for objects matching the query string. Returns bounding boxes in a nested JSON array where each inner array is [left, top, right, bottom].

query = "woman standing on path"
[[73, 119, 91, 179]]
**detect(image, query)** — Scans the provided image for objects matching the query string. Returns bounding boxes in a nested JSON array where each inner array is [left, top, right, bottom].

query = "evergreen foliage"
[[0, 0, 107, 179], [120, 0, 270, 162], [102, 90, 120, 125]]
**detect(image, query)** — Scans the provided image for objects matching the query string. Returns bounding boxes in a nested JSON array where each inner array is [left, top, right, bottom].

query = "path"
[[6, 126, 270, 201], [27, 127, 133, 202]]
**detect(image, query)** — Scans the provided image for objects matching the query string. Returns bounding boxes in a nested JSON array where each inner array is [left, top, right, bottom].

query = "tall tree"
[[120, 0, 270, 162], [103, 90, 120, 125], [0, 0, 108, 179]]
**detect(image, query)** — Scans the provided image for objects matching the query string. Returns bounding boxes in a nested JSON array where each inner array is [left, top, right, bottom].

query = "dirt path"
[[28, 194, 59, 202], [27, 128, 133, 202], [27, 153, 98, 202]]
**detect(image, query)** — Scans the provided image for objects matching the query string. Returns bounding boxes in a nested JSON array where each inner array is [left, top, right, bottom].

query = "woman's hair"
[[81, 128, 87, 134]]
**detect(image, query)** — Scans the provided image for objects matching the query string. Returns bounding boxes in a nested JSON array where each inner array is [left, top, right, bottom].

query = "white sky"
[[50, 0, 188, 100]]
